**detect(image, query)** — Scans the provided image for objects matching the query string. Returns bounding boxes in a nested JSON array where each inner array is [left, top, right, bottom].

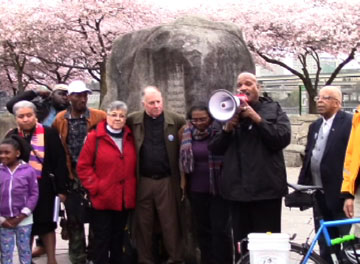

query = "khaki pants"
[[135, 177, 184, 264]]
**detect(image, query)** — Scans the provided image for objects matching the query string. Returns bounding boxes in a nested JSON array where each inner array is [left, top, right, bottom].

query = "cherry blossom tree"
[[0, 1, 86, 94], [177, 0, 360, 113], [2, 0, 359, 113], [0, 0, 176, 98], [223, 0, 360, 113]]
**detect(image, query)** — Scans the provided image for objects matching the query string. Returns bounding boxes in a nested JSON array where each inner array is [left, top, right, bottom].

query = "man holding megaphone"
[[208, 72, 291, 262]]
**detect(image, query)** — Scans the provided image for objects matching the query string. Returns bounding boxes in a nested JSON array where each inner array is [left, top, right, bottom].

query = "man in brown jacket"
[[52, 80, 106, 264], [127, 86, 185, 264]]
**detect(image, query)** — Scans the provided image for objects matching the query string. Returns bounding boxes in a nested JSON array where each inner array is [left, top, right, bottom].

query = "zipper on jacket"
[[6, 163, 22, 217], [8, 171, 14, 217]]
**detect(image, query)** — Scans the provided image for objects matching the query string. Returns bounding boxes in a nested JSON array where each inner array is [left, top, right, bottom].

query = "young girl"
[[0, 136, 39, 264]]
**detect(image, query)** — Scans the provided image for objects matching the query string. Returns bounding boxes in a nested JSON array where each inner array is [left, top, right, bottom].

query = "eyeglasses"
[[107, 113, 126, 119], [314, 95, 339, 102], [190, 117, 209, 124]]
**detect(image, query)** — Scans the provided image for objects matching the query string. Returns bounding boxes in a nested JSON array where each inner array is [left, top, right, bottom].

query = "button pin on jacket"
[[168, 134, 174, 142]]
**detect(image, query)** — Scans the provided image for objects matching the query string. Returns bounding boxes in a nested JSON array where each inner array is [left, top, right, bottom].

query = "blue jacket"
[[0, 161, 39, 218]]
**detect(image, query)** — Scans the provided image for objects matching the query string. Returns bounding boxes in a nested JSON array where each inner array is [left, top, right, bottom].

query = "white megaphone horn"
[[208, 89, 248, 121]]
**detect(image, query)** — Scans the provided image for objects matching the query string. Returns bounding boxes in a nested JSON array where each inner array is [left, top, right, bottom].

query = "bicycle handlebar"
[[331, 234, 356, 245], [287, 182, 323, 192]]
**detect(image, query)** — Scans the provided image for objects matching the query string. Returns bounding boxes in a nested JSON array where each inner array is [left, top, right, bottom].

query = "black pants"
[[91, 209, 129, 264], [231, 198, 282, 262], [189, 192, 233, 264], [313, 193, 350, 264]]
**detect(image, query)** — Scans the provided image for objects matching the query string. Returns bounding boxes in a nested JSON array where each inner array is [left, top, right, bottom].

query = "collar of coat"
[[130, 110, 175, 125]]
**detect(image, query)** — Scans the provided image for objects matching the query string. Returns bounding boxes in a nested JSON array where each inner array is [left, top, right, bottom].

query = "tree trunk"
[[303, 77, 318, 114], [99, 60, 107, 107], [16, 68, 24, 94], [308, 94, 317, 114]]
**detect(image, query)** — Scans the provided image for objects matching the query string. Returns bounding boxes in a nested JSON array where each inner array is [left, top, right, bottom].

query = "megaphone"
[[208, 89, 248, 121]]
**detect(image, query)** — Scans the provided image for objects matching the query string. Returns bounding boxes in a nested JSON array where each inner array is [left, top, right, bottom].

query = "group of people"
[[1, 70, 360, 264]]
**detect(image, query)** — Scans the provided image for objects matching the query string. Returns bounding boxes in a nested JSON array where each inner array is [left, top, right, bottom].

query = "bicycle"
[[236, 183, 360, 264]]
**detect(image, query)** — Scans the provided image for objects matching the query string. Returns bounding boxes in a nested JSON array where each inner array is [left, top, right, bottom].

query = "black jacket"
[[6, 90, 52, 123], [209, 97, 291, 202], [298, 110, 352, 213]]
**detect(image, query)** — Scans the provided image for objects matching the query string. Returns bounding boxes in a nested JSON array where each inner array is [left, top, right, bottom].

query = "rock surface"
[[284, 115, 318, 167], [105, 16, 255, 114]]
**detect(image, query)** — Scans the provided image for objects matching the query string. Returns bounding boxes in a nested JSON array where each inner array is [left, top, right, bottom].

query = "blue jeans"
[[0, 224, 32, 264]]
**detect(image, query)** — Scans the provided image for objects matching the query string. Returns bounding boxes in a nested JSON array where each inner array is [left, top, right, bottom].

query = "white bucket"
[[248, 233, 290, 264]]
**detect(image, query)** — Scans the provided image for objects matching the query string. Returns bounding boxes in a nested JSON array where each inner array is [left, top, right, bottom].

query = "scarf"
[[106, 124, 124, 138], [18, 123, 45, 179], [179, 121, 223, 195]]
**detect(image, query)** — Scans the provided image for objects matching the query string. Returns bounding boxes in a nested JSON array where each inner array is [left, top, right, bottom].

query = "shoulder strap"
[[93, 137, 99, 169]]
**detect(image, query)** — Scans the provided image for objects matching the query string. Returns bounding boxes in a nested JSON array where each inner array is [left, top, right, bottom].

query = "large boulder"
[[0, 112, 16, 139], [105, 16, 255, 114]]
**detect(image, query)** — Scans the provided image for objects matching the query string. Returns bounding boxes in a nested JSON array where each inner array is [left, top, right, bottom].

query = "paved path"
[[13, 167, 314, 264]]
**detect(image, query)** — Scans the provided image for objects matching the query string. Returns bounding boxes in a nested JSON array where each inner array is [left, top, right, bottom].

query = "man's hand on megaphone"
[[223, 114, 239, 132], [239, 103, 262, 124]]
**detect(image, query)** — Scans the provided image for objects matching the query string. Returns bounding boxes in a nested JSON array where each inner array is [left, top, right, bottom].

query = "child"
[[0, 136, 39, 264]]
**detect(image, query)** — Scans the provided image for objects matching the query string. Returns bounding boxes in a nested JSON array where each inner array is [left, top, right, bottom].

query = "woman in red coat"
[[77, 100, 136, 264]]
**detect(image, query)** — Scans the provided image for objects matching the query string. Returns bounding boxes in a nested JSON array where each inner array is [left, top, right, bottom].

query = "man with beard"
[[52, 80, 106, 264], [208, 72, 291, 262], [298, 86, 352, 263], [7, 84, 69, 127]]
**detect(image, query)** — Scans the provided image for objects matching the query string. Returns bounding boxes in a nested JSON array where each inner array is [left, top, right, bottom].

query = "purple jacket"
[[0, 161, 39, 218]]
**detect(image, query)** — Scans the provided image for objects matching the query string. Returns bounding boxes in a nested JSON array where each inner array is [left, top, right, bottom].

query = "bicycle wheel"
[[236, 242, 327, 264], [343, 242, 360, 264]]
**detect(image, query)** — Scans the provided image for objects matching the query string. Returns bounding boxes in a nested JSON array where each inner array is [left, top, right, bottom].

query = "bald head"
[[142, 86, 164, 118], [237, 72, 257, 82]]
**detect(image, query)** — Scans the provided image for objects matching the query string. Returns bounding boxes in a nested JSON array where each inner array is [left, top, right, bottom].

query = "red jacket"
[[77, 120, 136, 211]]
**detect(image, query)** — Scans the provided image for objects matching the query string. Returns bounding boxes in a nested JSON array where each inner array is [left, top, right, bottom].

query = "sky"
[[144, 0, 360, 10], [143, 0, 230, 10], [143, 0, 295, 9]]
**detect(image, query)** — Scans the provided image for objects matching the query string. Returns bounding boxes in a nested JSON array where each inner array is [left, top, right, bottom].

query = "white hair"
[[141, 86, 162, 102], [106, 100, 128, 113], [13, 100, 36, 116], [320, 86, 342, 101]]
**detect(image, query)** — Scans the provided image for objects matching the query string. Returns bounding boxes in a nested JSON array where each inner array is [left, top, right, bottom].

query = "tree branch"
[[309, 47, 321, 91], [326, 47, 356, 85], [256, 50, 306, 83], [88, 69, 100, 82], [22, 52, 99, 71]]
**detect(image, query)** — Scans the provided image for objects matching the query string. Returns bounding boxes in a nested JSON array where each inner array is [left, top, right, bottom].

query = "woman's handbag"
[[65, 135, 100, 223], [65, 186, 92, 224], [284, 190, 313, 211]]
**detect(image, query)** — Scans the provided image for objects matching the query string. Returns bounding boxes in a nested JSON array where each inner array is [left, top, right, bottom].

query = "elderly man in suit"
[[298, 85, 353, 263], [127, 86, 185, 264]]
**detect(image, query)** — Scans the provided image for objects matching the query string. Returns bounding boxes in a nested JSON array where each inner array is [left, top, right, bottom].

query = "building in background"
[[257, 55, 360, 115]]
